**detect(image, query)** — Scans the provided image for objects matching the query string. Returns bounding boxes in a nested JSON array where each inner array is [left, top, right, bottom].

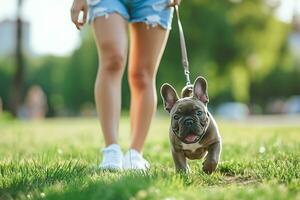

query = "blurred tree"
[[26, 56, 68, 116], [9, 0, 25, 116], [158, 0, 290, 105], [63, 32, 98, 113], [0, 59, 14, 110]]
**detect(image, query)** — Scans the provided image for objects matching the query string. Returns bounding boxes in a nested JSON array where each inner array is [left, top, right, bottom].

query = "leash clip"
[[184, 70, 191, 86]]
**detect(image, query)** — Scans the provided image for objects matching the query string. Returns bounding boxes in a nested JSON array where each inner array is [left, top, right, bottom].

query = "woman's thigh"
[[92, 14, 128, 69], [128, 22, 170, 78]]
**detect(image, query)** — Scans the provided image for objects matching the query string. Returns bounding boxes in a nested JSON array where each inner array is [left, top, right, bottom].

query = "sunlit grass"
[[0, 116, 299, 200]]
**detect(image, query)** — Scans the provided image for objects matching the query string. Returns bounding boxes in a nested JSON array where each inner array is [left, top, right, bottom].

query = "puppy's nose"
[[184, 118, 194, 127]]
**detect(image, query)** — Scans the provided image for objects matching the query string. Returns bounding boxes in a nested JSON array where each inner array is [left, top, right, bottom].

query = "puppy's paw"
[[202, 161, 218, 174]]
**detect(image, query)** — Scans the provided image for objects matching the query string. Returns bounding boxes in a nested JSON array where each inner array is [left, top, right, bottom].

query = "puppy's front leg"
[[202, 141, 221, 174], [172, 150, 190, 173]]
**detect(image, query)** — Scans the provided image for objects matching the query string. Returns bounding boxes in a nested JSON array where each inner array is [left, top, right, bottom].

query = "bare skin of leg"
[[92, 14, 128, 146], [128, 23, 170, 152]]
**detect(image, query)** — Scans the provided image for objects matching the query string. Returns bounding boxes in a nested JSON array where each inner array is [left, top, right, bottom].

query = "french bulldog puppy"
[[160, 76, 222, 174]]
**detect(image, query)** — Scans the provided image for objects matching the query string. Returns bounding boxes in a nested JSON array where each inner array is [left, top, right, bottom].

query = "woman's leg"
[[92, 14, 128, 146], [128, 23, 170, 152]]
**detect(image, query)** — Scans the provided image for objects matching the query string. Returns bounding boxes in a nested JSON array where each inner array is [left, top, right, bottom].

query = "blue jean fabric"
[[88, 0, 174, 30]]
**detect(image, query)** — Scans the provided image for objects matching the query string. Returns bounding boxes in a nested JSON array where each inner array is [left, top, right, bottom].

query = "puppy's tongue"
[[185, 134, 198, 142]]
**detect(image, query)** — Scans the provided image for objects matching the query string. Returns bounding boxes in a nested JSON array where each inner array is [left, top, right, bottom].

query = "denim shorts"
[[87, 0, 174, 30]]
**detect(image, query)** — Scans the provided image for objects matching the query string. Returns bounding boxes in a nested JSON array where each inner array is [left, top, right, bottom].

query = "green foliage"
[[252, 65, 300, 106], [63, 33, 98, 112], [26, 56, 69, 116], [0, 57, 14, 109], [162, 0, 290, 104]]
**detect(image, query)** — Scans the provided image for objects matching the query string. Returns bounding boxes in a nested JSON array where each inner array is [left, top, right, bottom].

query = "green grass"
[[0, 116, 300, 200]]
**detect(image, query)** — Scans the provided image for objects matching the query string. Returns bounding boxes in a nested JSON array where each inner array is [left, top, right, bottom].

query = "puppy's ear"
[[193, 76, 209, 105], [160, 83, 179, 113], [181, 84, 193, 98]]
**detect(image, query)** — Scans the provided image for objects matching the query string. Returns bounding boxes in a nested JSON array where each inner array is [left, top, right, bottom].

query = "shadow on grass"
[[45, 172, 154, 200], [43, 169, 260, 200]]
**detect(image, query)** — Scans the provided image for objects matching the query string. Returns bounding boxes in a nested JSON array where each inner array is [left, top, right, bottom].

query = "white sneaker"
[[99, 144, 123, 171], [123, 149, 150, 171]]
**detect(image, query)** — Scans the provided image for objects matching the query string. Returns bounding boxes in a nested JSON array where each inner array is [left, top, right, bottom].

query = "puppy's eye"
[[196, 110, 203, 116], [173, 114, 180, 120]]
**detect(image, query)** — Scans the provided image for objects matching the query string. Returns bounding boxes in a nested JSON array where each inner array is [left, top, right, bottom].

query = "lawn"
[[0, 116, 299, 200]]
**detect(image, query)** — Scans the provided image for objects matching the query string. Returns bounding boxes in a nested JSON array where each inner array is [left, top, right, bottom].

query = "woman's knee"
[[100, 54, 126, 75], [128, 68, 154, 90], [99, 43, 127, 75]]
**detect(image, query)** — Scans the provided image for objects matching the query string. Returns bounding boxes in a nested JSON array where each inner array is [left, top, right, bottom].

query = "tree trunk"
[[9, 0, 24, 117]]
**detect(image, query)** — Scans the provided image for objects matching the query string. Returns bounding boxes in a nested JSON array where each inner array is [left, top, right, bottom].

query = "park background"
[[0, 0, 299, 118], [0, 0, 300, 200]]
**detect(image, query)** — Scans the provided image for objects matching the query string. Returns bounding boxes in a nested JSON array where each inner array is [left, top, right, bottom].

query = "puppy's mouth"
[[172, 128, 205, 144], [184, 134, 199, 143]]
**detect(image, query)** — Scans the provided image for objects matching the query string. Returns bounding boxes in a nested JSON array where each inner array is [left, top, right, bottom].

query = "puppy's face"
[[161, 76, 210, 144]]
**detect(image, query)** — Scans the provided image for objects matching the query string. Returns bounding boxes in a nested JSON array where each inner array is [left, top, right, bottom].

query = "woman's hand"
[[168, 0, 182, 7], [71, 0, 88, 30]]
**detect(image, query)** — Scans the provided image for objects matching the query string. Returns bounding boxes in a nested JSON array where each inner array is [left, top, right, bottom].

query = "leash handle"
[[174, 5, 191, 86]]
